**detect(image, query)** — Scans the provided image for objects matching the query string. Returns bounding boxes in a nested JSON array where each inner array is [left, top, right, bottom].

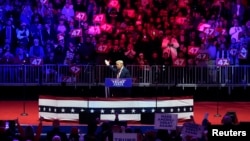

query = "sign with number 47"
[[30, 58, 43, 66], [75, 12, 87, 21], [188, 46, 199, 56], [216, 58, 229, 66], [100, 23, 112, 33], [196, 53, 208, 60], [71, 29, 82, 37], [93, 14, 105, 23], [173, 58, 186, 67]]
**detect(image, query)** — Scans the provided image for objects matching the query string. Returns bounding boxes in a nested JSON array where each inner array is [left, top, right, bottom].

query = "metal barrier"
[[0, 64, 249, 87]]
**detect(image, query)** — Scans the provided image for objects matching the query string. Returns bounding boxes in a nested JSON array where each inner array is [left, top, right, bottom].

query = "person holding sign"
[[29, 38, 45, 84], [161, 35, 180, 61], [29, 38, 45, 62], [229, 38, 240, 65], [216, 44, 230, 83], [105, 59, 131, 97]]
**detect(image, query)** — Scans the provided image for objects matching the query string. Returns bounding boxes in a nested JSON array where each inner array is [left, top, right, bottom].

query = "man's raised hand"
[[105, 59, 110, 66]]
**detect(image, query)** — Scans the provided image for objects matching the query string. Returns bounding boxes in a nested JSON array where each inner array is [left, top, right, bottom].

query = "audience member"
[[16, 117, 43, 141], [0, 0, 248, 68], [68, 127, 80, 141], [84, 120, 98, 141], [46, 119, 68, 141]]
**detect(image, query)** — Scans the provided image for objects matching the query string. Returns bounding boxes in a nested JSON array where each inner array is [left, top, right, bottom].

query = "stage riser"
[[39, 96, 193, 122]]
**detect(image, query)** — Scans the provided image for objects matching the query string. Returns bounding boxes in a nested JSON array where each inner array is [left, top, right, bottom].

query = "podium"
[[105, 78, 132, 98]]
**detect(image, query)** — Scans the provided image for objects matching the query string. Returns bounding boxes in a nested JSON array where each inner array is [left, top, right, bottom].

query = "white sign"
[[75, 12, 87, 21], [70, 65, 81, 75], [30, 58, 43, 66], [238, 47, 248, 59], [181, 123, 204, 138], [154, 113, 178, 130], [71, 29, 82, 37], [113, 133, 138, 141], [216, 58, 230, 66]]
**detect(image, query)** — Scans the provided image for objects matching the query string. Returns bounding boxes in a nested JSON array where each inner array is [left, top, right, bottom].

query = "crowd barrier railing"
[[0, 64, 249, 87]]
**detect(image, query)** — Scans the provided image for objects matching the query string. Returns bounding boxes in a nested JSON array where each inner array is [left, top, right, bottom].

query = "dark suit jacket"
[[108, 66, 131, 78], [42, 27, 57, 43], [108, 65, 132, 97], [0, 26, 17, 48]]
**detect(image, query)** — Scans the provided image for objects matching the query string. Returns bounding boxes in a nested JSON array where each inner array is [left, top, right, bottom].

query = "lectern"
[[104, 78, 132, 98]]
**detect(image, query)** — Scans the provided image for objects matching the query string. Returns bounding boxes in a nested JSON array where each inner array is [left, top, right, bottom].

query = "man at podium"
[[104, 60, 131, 97], [105, 60, 130, 78]]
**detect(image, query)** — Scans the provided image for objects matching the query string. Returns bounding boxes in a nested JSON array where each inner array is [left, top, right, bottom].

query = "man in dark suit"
[[0, 19, 17, 53], [42, 21, 57, 43], [105, 59, 130, 78], [105, 59, 131, 97]]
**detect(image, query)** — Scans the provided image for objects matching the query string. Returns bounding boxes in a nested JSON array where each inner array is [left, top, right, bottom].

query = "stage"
[[0, 97, 250, 132]]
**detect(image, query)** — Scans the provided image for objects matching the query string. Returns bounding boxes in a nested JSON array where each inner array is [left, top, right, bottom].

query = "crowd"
[[0, 112, 241, 141], [0, 0, 249, 67]]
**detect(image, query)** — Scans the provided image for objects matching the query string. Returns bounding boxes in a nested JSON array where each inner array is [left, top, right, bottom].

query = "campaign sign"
[[96, 44, 109, 53], [93, 14, 105, 23], [105, 78, 132, 87], [230, 48, 238, 56], [108, 0, 120, 9], [197, 23, 211, 32], [196, 53, 208, 60], [181, 123, 204, 138], [204, 28, 215, 35], [113, 133, 138, 141], [188, 46, 199, 56], [71, 29, 82, 37], [88, 26, 101, 35], [30, 58, 43, 66], [70, 65, 81, 75], [154, 113, 178, 130], [173, 58, 186, 67], [100, 23, 113, 33], [216, 58, 230, 66], [75, 12, 87, 21], [238, 47, 248, 59]]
